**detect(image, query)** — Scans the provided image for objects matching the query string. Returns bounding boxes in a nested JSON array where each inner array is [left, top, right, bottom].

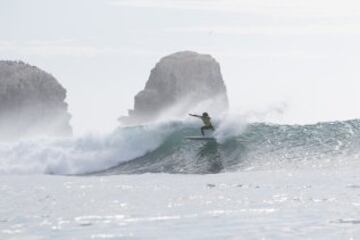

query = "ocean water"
[[1, 119, 360, 239]]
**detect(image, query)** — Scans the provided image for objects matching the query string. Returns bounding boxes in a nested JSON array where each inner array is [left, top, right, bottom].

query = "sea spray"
[[213, 114, 248, 143], [0, 122, 174, 175]]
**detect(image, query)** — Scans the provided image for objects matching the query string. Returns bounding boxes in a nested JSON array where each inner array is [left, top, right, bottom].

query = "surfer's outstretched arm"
[[189, 113, 201, 118]]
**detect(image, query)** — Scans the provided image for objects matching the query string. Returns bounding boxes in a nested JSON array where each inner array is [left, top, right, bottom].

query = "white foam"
[[0, 123, 172, 175], [213, 114, 247, 143]]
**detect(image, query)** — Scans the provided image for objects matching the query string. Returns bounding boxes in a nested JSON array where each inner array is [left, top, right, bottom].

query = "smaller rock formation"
[[0, 61, 72, 140], [120, 51, 229, 125]]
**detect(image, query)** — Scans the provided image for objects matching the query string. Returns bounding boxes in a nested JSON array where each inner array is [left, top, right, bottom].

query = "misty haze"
[[1, 0, 360, 239]]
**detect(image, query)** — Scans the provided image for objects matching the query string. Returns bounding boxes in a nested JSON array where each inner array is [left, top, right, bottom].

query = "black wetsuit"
[[200, 116, 214, 136]]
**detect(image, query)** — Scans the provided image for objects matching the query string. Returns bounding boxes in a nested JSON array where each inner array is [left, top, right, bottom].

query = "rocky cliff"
[[121, 51, 229, 124], [0, 61, 72, 140]]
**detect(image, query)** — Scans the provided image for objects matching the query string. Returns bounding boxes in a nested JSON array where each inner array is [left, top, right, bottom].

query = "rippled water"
[[1, 168, 360, 239]]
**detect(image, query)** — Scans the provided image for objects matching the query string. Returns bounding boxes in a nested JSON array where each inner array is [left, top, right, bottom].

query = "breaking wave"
[[1, 118, 360, 175]]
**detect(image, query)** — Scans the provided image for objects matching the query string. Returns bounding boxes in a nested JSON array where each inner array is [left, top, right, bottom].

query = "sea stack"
[[0, 61, 72, 140], [120, 51, 229, 125]]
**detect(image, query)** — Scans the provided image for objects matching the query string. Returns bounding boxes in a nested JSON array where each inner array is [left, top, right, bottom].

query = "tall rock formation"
[[120, 51, 229, 124], [0, 61, 72, 140]]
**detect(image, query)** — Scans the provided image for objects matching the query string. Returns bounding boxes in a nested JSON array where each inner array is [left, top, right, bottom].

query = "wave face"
[[1, 119, 360, 175], [100, 119, 360, 175]]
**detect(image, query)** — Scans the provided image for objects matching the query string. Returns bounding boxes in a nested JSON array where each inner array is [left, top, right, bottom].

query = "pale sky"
[[2, 0, 360, 134]]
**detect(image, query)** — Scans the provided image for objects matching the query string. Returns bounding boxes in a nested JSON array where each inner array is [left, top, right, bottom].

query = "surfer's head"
[[202, 112, 209, 117]]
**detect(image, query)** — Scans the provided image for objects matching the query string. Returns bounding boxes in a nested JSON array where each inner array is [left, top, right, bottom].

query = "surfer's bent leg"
[[201, 126, 214, 136], [201, 126, 205, 136]]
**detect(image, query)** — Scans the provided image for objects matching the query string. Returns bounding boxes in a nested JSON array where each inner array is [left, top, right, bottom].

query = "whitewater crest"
[[1, 118, 360, 175], [0, 123, 173, 175]]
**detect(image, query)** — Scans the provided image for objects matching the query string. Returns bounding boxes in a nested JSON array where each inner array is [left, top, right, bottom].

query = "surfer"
[[189, 112, 215, 136]]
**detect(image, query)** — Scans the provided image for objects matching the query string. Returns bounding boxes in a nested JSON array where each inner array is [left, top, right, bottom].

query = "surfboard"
[[185, 136, 216, 141]]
